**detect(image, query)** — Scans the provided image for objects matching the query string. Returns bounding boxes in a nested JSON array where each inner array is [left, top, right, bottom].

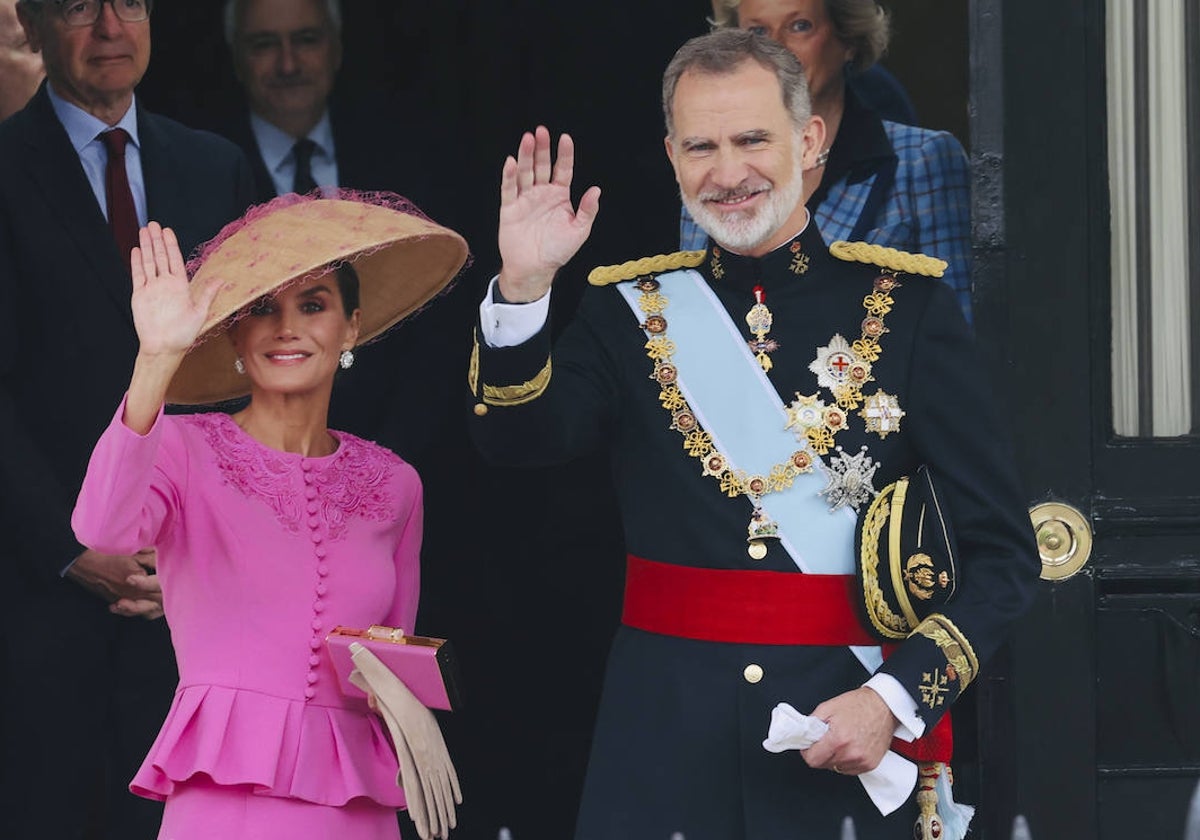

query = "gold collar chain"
[[632, 271, 901, 557]]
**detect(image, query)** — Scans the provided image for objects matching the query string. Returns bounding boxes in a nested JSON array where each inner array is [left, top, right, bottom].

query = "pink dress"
[[72, 400, 422, 839]]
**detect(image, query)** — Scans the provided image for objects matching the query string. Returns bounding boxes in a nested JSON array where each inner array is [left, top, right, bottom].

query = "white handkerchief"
[[762, 702, 918, 816]]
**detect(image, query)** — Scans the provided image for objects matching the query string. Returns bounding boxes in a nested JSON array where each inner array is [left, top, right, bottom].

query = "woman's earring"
[[234, 357, 246, 375], [339, 349, 355, 370]]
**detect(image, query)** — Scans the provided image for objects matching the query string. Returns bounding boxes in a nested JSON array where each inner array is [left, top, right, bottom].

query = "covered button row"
[[304, 459, 329, 700]]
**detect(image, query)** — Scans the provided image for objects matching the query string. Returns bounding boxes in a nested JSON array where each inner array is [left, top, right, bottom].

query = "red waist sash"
[[622, 554, 877, 646], [621, 554, 952, 762]]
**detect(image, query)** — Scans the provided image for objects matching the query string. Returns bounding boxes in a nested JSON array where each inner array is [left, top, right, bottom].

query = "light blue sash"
[[618, 269, 882, 673]]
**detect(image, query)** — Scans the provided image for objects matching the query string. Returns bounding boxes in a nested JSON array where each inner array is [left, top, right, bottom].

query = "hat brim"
[[167, 198, 468, 405]]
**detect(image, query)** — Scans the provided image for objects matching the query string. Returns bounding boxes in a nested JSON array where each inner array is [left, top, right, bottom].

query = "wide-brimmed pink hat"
[[167, 191, 468, 405]]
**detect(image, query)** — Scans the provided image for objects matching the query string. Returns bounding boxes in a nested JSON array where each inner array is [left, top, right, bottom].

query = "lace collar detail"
[[184, 412, 399, 540]]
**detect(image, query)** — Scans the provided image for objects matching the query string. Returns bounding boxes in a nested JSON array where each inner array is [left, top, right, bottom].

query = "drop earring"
[[234, 357, 246, 374], [339, 349, 355, 370]]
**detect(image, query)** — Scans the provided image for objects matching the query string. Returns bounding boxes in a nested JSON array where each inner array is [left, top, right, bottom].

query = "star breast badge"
[[785, 392, 825, 435], [860, 390, 906, 438], [809, 334, 862, 392], [819, 445, 880, 512]]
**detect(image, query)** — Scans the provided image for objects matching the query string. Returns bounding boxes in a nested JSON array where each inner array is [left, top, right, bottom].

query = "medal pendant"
[[745, 296, 776, 373], [745, 302, 773, 336], [747, 505, 780, 560]]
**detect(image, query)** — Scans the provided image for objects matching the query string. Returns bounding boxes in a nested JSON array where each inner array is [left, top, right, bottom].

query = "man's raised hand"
[[497, 126, 601, 303]]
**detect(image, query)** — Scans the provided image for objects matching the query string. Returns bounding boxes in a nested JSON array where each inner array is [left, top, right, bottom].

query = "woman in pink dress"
[[72, 194, 467, 840]]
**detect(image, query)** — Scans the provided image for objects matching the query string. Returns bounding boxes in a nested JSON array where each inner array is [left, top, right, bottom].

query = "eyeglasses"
[[53, 0, 153, 28]]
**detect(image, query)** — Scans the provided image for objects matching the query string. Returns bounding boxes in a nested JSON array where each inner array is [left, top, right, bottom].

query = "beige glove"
[[348, 642, 462, 840]]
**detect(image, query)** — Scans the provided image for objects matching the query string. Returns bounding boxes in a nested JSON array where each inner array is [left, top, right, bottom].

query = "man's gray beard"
[[683, 157, 806, 253]]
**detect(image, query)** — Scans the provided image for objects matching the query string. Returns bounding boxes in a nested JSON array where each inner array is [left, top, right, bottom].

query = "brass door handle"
[[1029, 502, 1093, 580]]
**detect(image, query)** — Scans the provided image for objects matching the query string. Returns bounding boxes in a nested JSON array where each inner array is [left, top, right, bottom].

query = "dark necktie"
[[100, 128, 139, 262], [292, 138, 318, 194]]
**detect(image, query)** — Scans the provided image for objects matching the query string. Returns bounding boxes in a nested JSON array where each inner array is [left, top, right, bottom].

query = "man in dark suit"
[[219, 0, 476, 460], [0, 1, 253, 836], [221, 0, 344, 204], [219, 0, 450, 215]]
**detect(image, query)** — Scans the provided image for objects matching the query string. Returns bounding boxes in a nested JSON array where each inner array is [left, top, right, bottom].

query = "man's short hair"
[[708, 0, 890, 73], [662, 29, 812, 138], [222, 0, 342, 46]]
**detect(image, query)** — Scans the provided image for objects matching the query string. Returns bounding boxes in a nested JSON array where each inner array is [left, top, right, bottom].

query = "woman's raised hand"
[[496, 126, 601, 303], [130, 222, 223, 357]]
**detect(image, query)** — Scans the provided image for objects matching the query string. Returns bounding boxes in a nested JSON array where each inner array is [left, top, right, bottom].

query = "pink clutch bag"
[[325, 625, 463, 711]]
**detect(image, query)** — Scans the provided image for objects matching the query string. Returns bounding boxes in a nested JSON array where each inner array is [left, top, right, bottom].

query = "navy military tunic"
[[469, 222, 1039, 840]]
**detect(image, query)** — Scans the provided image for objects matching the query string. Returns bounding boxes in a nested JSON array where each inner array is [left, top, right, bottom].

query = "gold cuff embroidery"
[[468, 330, 553, 407], [481, 358, 552, 406], [913, 613, 979, 692]]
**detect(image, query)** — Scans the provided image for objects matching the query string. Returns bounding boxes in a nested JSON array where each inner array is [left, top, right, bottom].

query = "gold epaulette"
[[587, 249, 706, 286], [829, 241, 948, 278]]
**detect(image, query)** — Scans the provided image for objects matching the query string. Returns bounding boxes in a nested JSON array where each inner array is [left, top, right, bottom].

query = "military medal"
[[860, 390, 905, 438], [820, 445, 880, 512], [745, 285, 778, 372], [784, 392, 847, 455], [632, 262, 901, 553], [744, 475, 780, 559], [747, 510, 778, 560], [809, 334, 859, 391]]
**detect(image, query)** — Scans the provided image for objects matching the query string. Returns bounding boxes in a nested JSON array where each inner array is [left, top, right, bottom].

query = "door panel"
[[971, 0, 1200, 837]]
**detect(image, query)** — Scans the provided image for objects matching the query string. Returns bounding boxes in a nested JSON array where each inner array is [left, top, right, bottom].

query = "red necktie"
[[100, 128, 140, 263]]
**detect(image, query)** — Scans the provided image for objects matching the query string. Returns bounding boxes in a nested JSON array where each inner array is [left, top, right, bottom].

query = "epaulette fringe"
[[587, 249, 707, 286], [830, 241, 947, 278]]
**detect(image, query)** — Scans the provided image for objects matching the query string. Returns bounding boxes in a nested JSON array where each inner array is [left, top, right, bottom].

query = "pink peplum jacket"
[[72, 398, 422, 809]]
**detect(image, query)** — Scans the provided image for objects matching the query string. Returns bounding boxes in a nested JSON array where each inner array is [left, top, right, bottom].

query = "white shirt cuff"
[[864, 673, 926, 741], [478, 275, 551, 348]]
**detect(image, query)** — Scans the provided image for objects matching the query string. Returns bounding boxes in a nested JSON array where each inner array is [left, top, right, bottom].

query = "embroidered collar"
[[186, 412, 397, 541], [696, 221, 834, 293]]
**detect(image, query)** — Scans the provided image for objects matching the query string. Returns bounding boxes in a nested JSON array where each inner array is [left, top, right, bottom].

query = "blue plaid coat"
[[680, 90, 973, 323]]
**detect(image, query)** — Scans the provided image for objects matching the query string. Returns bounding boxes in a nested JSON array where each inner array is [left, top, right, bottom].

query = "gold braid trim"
[[913, 613, 980, 690], [468, 330, 480, 396], [858, 484, 910, 640], [587, 250, 706, 286], [482, 359, 552, 405], [469, 330, 553, 406], [830, 240, 948, 278]]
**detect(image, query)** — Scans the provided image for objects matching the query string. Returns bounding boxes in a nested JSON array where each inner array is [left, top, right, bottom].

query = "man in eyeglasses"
[[0, 1, 253, 836]]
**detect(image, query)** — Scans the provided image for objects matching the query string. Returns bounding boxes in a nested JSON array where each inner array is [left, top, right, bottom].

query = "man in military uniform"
[[468, 29, 1039, 840]]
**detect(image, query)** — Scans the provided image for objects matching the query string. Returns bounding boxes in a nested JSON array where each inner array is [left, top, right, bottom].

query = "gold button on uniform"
[[473, 403, 489, 416], [743, 664, 764, 684]]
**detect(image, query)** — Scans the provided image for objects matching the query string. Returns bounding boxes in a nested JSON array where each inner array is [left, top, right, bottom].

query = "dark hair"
[[333, 262, 360, 317], [663, 29, 811, 138]]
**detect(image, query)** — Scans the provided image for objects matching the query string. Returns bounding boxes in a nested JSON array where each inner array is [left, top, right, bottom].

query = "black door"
[[970, 0, 1200, 837]]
